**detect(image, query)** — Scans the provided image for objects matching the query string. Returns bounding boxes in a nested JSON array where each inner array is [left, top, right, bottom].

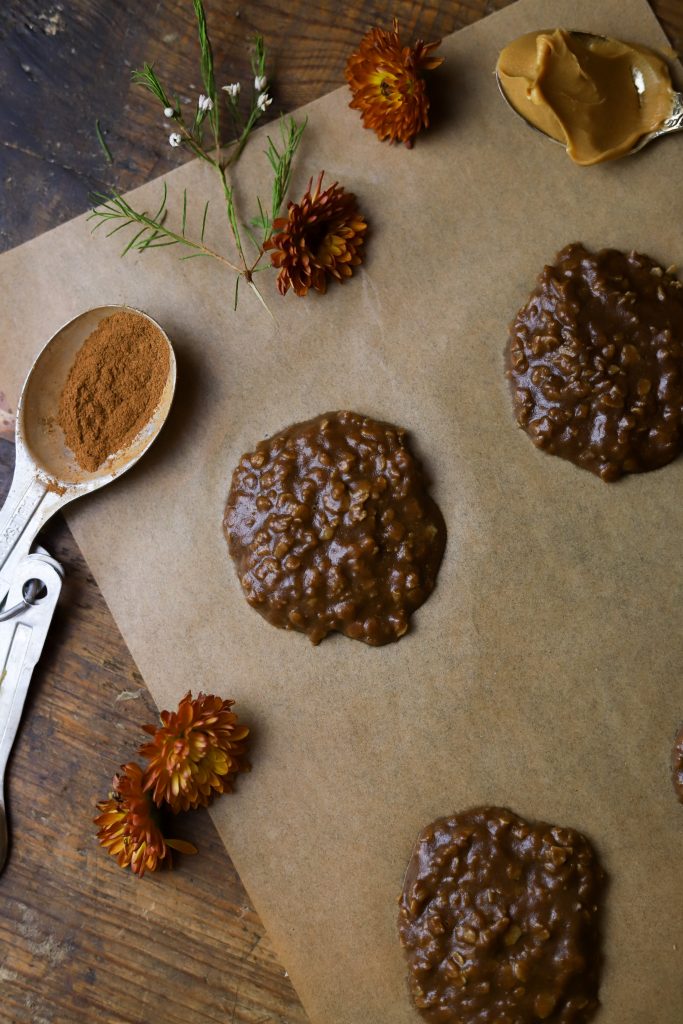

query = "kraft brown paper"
[[1, 0, 682, 1020]]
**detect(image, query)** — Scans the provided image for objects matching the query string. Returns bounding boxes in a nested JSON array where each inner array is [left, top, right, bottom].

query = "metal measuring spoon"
[[495, 30, 683, 157], [0, 305, 175, 872], [0, 305, 176, 602]]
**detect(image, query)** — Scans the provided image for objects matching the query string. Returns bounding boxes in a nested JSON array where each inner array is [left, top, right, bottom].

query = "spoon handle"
[[0, 551, 62, 874], [662, 91, 683, 134], [0, 449, 61, 604]]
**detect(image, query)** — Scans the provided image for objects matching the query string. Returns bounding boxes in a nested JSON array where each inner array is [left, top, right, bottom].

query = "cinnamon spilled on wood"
[[58, 310, 169, 472]]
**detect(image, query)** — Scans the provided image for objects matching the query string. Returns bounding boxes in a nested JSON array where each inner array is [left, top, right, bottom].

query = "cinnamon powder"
[[58, 310, 169, 472]]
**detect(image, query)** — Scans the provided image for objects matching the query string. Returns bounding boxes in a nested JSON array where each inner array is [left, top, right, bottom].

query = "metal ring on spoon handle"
[[0, 552, 63, 874]]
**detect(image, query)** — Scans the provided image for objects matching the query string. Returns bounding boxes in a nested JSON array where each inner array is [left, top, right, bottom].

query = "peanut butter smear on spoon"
[[496, 28, 677, 165]]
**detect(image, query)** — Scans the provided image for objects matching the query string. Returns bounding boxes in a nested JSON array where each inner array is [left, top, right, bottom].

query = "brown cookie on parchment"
[[398, 806, 605, 1023], [224, 410, 445, 645], [507, 243, 683, 481]]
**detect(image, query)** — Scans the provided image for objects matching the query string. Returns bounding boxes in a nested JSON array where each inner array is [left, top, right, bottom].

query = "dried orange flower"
[[345, 18, 443, 146], [264, 172, 368, 297], [140, 691, 250, 813], [94, 762, 196, 877]]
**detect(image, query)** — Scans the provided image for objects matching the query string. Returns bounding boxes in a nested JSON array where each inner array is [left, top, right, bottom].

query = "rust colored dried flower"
[[345, 18, 443, 146], [140, 691, 250, 813], [264, 172, 368, 297], [94, 762, 196, 877]]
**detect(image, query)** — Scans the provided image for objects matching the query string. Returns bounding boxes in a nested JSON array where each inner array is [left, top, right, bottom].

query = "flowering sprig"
[[88, 0, 305, 311], [95, 691, 250, 876]]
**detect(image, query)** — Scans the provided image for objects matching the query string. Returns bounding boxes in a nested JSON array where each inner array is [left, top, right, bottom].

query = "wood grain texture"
[[1, 2, 682, 1022], [0, 442, 308, 1024]]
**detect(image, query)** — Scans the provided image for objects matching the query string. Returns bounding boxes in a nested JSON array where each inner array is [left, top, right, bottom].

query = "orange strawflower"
[[94, 762, 196, 877], [140, 691, 250, 812], [265, 172, 368, 297], [345, 18, 443, 146]]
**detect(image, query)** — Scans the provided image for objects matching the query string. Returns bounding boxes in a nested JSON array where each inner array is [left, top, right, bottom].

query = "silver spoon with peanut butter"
[[496, 28, 683, 165]]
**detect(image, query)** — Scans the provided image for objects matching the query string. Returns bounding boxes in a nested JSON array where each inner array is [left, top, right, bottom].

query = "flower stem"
[[177, 121, 217, 165], [217, 164, 249, 275]]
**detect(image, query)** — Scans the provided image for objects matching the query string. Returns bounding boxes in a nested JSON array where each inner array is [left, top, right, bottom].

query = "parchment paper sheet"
[[1, 1, 682, 1020]]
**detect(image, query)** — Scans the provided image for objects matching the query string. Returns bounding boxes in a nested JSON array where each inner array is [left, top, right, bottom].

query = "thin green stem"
[[226, 108, 260, 168], [211, 101, 221, 162], [176, 121, 216, 165], [226, 97, 245, 137], [218, 165, 248, 271], [95, 119, 113, 164]]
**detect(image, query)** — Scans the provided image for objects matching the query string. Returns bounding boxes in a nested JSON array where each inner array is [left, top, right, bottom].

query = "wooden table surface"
[[1, 2, 682, 1021]]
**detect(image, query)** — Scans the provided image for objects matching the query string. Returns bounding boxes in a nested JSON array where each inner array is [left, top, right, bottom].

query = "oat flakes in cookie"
[[508, 243, 683, 481], [398, 807, 604, 1024], [223, 410, 445, 645]]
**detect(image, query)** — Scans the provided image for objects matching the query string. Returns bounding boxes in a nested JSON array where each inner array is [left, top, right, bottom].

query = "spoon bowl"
[[0, 305, 176, 598], [20, 304, 175, 487]]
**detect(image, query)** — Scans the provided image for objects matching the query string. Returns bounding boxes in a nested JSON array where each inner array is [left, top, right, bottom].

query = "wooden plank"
[[0, 2, 681, 1021]]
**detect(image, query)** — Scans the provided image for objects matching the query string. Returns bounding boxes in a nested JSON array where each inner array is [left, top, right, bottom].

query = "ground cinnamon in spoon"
[[58, 309, 169, 472]]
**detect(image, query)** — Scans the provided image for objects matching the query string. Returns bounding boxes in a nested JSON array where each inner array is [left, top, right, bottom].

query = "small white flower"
[[198, 93, 214, 111], [222, 82, 240, 99], [256, 91, 272, 113], [254, 74, 267, 92], [169, 132, 182, 147], [163, 106, 175, 118]]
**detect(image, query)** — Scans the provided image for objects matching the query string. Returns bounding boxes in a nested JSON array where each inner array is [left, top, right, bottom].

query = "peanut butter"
[[497, 28, 674, 165]]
